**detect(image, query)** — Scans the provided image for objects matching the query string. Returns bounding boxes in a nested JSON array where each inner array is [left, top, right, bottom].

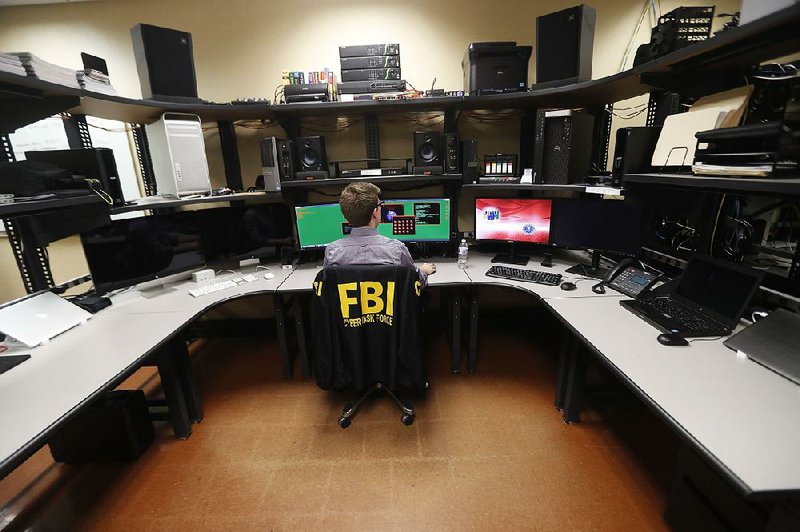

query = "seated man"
[[323, 182, 436, 285]]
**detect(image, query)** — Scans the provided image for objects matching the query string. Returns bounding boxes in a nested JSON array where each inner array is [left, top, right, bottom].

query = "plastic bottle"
[[457, 238, 469, 269]]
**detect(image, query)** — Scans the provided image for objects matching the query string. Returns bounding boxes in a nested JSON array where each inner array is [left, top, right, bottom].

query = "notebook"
[[0, 292, 92, 347], [724, 309, 800, 385]]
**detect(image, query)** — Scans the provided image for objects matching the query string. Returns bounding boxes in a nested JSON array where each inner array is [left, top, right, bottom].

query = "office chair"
[[311, 265, 426, 428]]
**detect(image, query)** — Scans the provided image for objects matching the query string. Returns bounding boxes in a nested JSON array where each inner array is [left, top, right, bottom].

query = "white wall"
[[0, 0, 741, 302]]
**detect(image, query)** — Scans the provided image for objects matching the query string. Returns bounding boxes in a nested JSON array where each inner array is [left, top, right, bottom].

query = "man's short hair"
[[339, 182, 381, 227]]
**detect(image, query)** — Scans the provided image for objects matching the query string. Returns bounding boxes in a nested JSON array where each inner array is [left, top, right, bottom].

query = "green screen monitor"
[[294, 198, 451, 249]]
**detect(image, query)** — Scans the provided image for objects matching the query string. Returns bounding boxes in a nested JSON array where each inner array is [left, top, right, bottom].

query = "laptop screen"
[[675, 256, 763, 323]]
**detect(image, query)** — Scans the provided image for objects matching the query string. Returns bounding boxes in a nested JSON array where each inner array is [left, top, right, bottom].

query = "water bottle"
[[457, 238, 469, 269]]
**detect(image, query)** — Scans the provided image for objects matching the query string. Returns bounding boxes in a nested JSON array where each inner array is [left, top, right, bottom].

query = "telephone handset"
[[591, 258, 659, 297]]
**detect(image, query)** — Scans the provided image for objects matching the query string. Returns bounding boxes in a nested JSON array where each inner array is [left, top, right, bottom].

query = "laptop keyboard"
[[639, 295, 723, 333]]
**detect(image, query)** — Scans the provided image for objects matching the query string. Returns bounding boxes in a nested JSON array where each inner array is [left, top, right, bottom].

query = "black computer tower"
[[461, 139, 479, 184], [535, 5, 596, 87], [611, 126, 662, 186], [131, 23, 198, 100], [443, 133, 460, 174], [535, 110, 595, 185], [25, 148, 126, 205], [276, 139, 297, 181]]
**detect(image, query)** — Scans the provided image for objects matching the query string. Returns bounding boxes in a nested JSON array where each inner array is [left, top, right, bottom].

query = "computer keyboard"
[[639, 295, 723, 333], [486, 265, 562, 286], [188, 274, 258, 297]]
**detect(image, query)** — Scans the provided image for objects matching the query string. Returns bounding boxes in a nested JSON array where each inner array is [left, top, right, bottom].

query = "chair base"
[[338, 383, 414, 428]]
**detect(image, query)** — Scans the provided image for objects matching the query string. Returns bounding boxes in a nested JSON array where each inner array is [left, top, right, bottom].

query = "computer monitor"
[[199, 204, 292, 266], [474, 198, 553, 265], [81, 212, 204, 294], [551, 198, 644, 278], [294, 198, 451, 250]]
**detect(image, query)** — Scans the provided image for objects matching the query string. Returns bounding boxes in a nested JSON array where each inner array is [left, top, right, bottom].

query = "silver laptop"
[[0, 292, 92, 347]]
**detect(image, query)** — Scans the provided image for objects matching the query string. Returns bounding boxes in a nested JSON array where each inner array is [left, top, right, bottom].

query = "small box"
[[49, 390, 154, 463]]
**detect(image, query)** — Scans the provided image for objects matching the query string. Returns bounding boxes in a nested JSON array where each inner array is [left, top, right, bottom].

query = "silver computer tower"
[[145, 113, 211, 198]]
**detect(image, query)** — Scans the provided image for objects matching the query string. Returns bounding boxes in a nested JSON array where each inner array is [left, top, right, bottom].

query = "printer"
[[462, 42, 532, 96]]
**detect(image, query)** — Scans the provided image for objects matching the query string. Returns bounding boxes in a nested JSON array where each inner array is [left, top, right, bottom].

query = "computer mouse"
[[264, 272, 275, 280], [560, 281, 577, 291], [657, 332, 688, 346]]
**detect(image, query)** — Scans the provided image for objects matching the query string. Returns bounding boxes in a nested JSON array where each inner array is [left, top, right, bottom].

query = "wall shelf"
[[623, 173, 800, 196], [461, 183, 586, 193], [280, 174, 462, 189], [109, 191, 282, 215], [0, 195, 104, 219]]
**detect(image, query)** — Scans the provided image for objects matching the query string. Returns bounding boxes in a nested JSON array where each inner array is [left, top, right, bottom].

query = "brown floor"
[[0, 313, 677, 531]]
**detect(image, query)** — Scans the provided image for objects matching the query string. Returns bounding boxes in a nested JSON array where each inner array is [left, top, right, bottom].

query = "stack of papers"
[[0, 52, 25, 75], [76, 68, 117, 95], [8, 52, 80, 89]]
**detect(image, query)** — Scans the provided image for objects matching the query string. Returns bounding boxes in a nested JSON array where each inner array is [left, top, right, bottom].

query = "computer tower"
[[258, 137, 282, 191], [537, 110, 595, 185], [145, 113, 211, 197], [460, 139, 479, 184], [611, 126, 662, 186], [443, 133, 459, 174], [131, 23, 198, 100], [276, 139, 297, 181], [24, 148, 126, 206], [413, 131, 442, 175], [535, 5, 595, 87]]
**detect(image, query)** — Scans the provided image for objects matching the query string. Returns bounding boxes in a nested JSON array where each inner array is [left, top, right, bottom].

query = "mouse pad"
[[724, 309, 800, 385]]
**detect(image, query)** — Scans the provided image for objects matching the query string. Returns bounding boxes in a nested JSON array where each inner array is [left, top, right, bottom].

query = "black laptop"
[[620, 255, 764, 338]]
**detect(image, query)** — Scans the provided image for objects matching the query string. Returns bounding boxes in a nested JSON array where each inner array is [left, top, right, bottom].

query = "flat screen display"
[[199, 204, 291, 265], [295, 198, 451, 249], [474, 198, 552, 244], [81, 212, 204, 294], [551, 198, 643, 254]]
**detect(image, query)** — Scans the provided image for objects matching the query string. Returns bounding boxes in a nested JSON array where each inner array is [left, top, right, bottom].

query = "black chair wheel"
[[339, 416, 351, 429], [401, 413, 415, 426]]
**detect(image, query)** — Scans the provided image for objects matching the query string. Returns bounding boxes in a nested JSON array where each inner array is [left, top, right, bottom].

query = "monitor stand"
[[565, 249, 608, 279], [491, 242, 529, 266]]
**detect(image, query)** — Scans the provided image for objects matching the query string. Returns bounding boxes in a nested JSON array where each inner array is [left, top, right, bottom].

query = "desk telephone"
[[592, 258, 659, 297]]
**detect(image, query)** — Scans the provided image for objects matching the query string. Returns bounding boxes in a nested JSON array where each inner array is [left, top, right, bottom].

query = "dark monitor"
[[199, 204, 292, 266], [81, 212, 204, 294], [474, 197, 553, 265], [551, 198, 644, 277], [294, 198, 451, 250]]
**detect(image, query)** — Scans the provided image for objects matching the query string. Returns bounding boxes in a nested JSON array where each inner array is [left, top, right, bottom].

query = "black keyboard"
[[486, 266, 562, 286], [639, 295, 724, 333]]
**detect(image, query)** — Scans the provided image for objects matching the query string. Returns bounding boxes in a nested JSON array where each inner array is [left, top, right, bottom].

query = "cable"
[[688, 336, 724, 343]]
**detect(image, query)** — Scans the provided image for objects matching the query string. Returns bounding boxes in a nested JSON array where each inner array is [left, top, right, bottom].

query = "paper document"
[[651, 108, 723, 168]]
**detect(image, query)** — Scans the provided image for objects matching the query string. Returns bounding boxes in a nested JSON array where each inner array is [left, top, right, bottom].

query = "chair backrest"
[[312, 265, 425, 391]]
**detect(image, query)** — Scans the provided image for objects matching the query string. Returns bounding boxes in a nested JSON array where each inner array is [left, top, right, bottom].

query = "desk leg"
[[171, 336, 203, 423], [156, 352, 192, 439], [294, 295, 310, 379], [562, 344, 587, 424], [451, 287, 461, 374], [274, 294, 293, 379], [468, 286, 480, 373], [554, 333, 575, 411]]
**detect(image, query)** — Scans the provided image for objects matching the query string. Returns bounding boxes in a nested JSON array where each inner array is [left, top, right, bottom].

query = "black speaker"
[[611, 126, 662, 186], [537, 110, 594, 185], [443, 133, 459, 174], [131, 23, 198, 100], [413, 131, 442, 175], [296, 136, 327, 172], [276, 139, 297, 181], [535, 5, 595, 88], [460, 139, 479, 184]]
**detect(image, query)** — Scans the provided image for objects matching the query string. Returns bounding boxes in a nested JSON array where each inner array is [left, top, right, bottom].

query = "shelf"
[[109, 191, 282, 215], [272, 96, 462, 118], [461, 183, 586, 193], [623, 173, 800, 196], [280, 174, 463, 189], [0, 194, 105, 218]]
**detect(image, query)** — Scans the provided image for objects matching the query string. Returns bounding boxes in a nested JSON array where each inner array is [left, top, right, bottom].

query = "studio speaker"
[[296, 136, 329, 180], [413, 131, 442, 175], [535, 5, 595, 88], [130, 23, 198, 100]]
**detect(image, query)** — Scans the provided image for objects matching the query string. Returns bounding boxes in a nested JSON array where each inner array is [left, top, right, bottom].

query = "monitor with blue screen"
[[294, 198, 451, 249]]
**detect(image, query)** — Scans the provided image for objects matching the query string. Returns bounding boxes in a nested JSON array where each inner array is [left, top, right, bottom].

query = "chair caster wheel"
[[339, 416, 351, 429], [401, 413, 415, 426]]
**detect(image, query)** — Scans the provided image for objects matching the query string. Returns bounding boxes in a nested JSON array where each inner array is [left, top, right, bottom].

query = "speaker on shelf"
[[460, 139, 479, 184], [535, 5, 595, 88], [413, 131, 443, 175], [131, 23, 198, 101], [258, 137, 282, 191], [443, 133, 460, 174], [296, 136, 329, 180], [535, 110, 594, 185], [276, 139, 297, 181]]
